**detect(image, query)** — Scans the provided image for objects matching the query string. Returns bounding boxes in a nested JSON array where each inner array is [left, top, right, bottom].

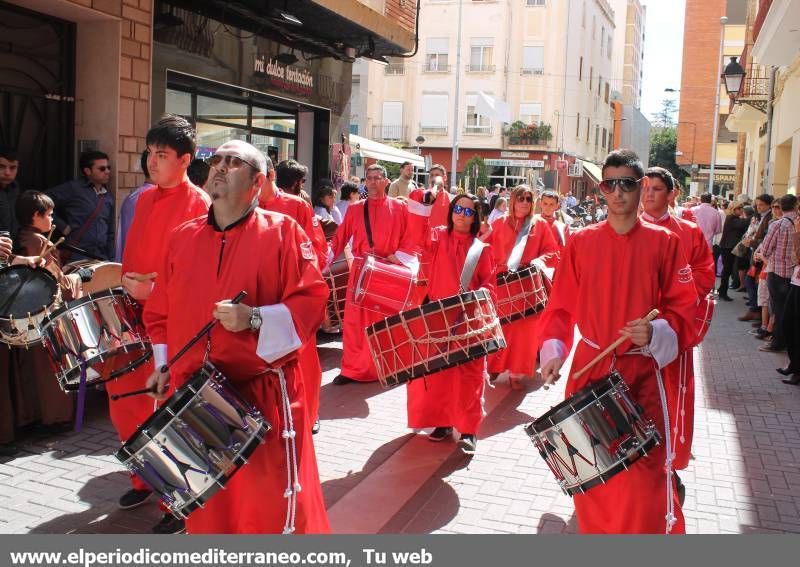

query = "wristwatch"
[[249, 307, 262, 331]]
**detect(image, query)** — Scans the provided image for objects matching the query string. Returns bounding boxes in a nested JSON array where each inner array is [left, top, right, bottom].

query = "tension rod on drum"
[[110, 290, 247, 400]]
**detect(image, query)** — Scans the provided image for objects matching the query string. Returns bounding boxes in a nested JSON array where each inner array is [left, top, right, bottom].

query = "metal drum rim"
[[41, 286, 130, 326]]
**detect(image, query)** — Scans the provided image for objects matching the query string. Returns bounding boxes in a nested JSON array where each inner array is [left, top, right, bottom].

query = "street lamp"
[[722, 56, 745, 96]]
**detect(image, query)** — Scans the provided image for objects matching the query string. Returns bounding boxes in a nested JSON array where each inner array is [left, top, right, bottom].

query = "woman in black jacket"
[[718, 203, 750, 300]]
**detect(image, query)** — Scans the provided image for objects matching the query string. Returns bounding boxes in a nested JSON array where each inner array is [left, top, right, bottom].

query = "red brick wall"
[[385, 0, 417, 34]]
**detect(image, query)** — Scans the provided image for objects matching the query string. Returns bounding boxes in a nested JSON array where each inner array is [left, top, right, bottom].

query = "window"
[[385, 58, 405, 75], [519, 103, 542, 125], [608, 36, 613, 60], [576, 113, 581, 137], [465, 94, 491, 134], [420, 93, 448, 134], [469, 37, 494, 72], [595, 124, 600, 149], [589, 67, 593, 90], [425, 38, 449, 72], [586, 118, 591, 143], [579, 56, 583, 81], [592, 15, 596, 39], [598, 75, 602, 97], [600, 27, 605, 55], [380, 102, 403, 141], [522, 46, 544, 75], [602, 127, 608, 150], [526, 0, 545, 5], [604, 82, 610, 103]]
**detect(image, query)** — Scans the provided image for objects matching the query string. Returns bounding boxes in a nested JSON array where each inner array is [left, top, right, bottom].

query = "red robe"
[[143, 208, 330, 534], [259, 189, 327, 422], [539, 219, 696, 534], [113, 180, 210, 492], [406, 227, 496, 433], [539, 214, 569, 253], [329, 196, 409, 381], [642, 212, 715, 471], [485, 216, 558, 377]]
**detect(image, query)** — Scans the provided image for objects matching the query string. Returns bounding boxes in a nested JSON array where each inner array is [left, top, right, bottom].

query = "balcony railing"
[[384, 63, 405, 75], [741, 63, 770, 98], [419, 124, 448, 135], [464, 124, 492, 135], [753, 0, 773, 43], [520, 67, 544, 76], [466, 63, 496, 73], [372, 124, 408, 142], [423, 62, 452, 73]]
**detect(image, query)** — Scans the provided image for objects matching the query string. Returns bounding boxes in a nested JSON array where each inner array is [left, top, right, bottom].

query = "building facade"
[[351, 0, 617, 196]]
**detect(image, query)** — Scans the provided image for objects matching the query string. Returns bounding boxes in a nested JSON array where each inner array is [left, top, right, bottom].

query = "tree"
[[459, 155, 489, 191], [651, 98, 677, 128], [377, 160, 400, 180], [649, 126, 685, 180]]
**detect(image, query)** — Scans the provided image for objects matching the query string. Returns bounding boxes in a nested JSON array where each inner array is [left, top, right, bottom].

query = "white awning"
[[350, 134, 425, 168], [580, 159, 602, 183]]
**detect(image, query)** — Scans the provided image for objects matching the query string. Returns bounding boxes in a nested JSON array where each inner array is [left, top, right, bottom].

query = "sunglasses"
[[519, 195, 534, 203], [97, 166, 111, 172], [208, 154, 260, 172], [453, 204, 476, 218], [598, 177, 643, 194]]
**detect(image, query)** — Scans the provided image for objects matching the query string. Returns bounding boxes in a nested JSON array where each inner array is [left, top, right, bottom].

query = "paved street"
[[1, 294, 799, 534]]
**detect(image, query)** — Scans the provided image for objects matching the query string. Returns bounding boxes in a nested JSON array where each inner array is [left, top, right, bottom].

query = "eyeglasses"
[[598, 177, 643, 194], [453, 204, 476, 218], [208, 154, 260, 172], [519, 195, 534, 203], [365, 176, 385, 182], [97, 166, 111, 172]]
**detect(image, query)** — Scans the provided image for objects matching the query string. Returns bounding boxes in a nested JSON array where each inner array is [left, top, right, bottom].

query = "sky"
[[640, 0, 686, 123]]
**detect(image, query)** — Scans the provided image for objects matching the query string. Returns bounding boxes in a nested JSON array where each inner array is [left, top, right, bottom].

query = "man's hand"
[[794, 216, 800, 233], [0, 236, 11, 260], [540, 357, 563, 388], [385, 253, 402, 265], [11, 255, 46, 268], [620, 318, 653, 347], [145, 367, 171, 400], [121, 272, 157, 301], [213, 301, 252, 332]]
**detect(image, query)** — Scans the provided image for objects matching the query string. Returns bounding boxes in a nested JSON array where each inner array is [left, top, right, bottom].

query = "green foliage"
[[377, 160, 401, 180], [504, 121, 553, 145], [651, 98, 677, 128], [649, 126, 685, 180], [460, 155, 489, 189]]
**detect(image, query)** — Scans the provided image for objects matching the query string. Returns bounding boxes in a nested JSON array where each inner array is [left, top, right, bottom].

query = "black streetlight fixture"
[[722, 56, 746, 96]]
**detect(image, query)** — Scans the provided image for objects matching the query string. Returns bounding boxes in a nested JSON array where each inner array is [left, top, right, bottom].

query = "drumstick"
[[571, 309, 660, 380], [110, 386, 156, 401], [159, 290, 247, 373], [35, 237, 65, 263]]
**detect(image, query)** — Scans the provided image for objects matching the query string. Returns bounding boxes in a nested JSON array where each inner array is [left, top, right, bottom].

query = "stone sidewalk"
[[0, 295, 798, 534]]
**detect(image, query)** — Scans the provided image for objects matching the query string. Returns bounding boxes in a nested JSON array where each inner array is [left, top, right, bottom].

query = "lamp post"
[[450, 0, 463, 184], [722, 56, 745, 97], [709, 15, 728, 196]]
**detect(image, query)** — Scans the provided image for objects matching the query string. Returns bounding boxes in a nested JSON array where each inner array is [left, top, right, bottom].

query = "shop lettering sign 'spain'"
[[253, 56, 314, 97]]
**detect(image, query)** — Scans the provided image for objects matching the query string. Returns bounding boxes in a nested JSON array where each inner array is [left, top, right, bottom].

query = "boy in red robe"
[[258, 163, 327, 434], [328, 164, 410, 384], [642, 167, 715, 486], [114, 115, 211, 534], [539, 149, 697, 534], [406, 193, 496, 454], [537, 190, 570, 252], [144, 140, 330, 534]]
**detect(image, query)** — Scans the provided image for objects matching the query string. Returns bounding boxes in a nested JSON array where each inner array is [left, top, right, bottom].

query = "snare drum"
[[324, 249, 352, 331], [693, 293, 714, 346], [63, 260, 122, 294], [40, 288, 151, 391], [0, 265, 61, 347], [353, 254, 425, 316], [116, 362, 270, 519], [495, 265, 551, 325], [525, 372, 660, 496], [366, 289, 506, 388]]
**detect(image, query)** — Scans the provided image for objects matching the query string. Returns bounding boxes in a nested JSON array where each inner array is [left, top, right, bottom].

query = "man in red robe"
[[537, 190, 570, 252], [328, 164, 410, 384], [539, 150, 697, 534], [113, 115, 211, 534], [144, 140, 330, 534], [642, 167, 715, 491], [259, 161, 327, 434], [405, 163, 454, 251]]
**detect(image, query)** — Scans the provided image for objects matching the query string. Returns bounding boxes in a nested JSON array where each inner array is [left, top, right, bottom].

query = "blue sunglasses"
[[453, 204, 476, 218]]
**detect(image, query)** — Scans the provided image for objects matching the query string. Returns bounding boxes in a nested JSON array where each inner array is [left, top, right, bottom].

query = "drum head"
[[0, 265, 58, 318], [529, 372, 624, 434]]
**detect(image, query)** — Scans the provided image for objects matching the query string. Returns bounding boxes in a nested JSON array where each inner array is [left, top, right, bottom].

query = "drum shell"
[[525, 372, 660, 496], [494, 266, 550, 325], [353, 255, 426, 316], [693, 293, 714, 346], [40, 288, 151, 391], [366, 289, 505, 388], [63, 260, 122, 294], [115, 362, 270, 519], [0, 265, 61, 347], [324, 250, 352, 330]]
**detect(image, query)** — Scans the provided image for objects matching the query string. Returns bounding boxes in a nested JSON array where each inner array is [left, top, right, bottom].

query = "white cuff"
[[648, 319, 679, 369], [256, 304, 303, 363], [153, 344, 168, 369], [406, 198, 432, 217], [540, 339, 567, 368], [394, 250, 420, 276], [531, 258, 554, 281]]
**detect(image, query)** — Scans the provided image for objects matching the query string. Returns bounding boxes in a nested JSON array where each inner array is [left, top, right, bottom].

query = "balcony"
[[466, 63, 496, 73], [504, 121, 553, 146], [384, 63, 406, 75], [423, 62, 452, 73], [464, 124, 492, 135], [520, 67, 544, 76], [752, 0, 800, 66], [371, 124, 408, 142], [419, 124, 448, 135]]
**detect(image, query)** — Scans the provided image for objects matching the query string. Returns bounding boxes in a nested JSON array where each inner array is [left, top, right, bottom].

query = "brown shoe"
[[751, 321, 763, 328], [738, 311, 760, 321]]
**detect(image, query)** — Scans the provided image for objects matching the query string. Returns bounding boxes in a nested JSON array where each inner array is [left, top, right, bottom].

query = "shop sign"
[[500, 151, 529, 158], [485, 159, 545, 168], [253, 55, 314, 97]]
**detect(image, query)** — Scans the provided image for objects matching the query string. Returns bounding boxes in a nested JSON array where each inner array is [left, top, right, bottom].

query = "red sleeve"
[[658, 232, 699, 352], [538, 233, 580, 353], [330, 203, 354, 259], [474, 244, 497, 301], [142, 224, 182, 345], [531, 217, 560, 268], [689, 225, 715, 298], [295, 201, 328, 268]]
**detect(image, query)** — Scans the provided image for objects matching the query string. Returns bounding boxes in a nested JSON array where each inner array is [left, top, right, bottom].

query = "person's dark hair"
[[314, 185, 336, 210], [187, 159, 210, 187], [645, 166, 675, 191], [145, 114, 196, 158], [275, 159, 308, 189], [447, 193, 482, 236], [15, 190, 55, 227], [743, 205, 755, 220], [540, 190, 560, 202], [755, 193, 773, 206], [79, 150, 109, 176], [365, 163, 387, 178], [429, 163, 446, 177], [400, 161, 413, 169], [339, 181, 359, 201], [0, 146, 18, 162], [601, 149, 644, 179], [139, 149, 150, 179], [779, 193, 798, 212], [700, 193, 713, 204]]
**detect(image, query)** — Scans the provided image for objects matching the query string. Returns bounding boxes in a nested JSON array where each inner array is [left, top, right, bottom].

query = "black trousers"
[[783, 284, 800, 373], [768, 273, 791, 349], [718, 248, 736, 296]]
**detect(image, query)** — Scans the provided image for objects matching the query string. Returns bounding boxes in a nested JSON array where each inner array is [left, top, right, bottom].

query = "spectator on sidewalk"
[[487, 197, 507, 225], [47, 150, 114, 261], [336, 181, 360, 220], [0, 146, 21, 237], [187, 158, 210, 189], [717, 202, 749, 301], [115, 150, 152, 262], [388, 161, 415, 199], [778, 215, 800, 385], [739, 194, 774, 321], [692, 193, 722, 251]]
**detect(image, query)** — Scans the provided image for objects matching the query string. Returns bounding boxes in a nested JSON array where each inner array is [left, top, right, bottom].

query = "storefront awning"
[[350, 134, 425, 168], [580, 160, 603, 183]]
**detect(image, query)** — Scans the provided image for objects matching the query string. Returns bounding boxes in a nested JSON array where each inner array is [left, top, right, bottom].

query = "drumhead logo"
[[677, 265, 693, 285], [300, 241, 314, 261]]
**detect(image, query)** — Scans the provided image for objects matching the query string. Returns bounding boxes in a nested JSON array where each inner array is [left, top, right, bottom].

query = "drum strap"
[[363, 199, 375, 250], [507, 216, 533, 272], [461, 238, 488, 292]]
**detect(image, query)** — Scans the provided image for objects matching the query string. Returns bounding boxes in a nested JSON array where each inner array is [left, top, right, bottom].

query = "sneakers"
[[118, 489, 153, 510], [458, 434, 477, 455], [312, 418, 321, 435], [717, 294, 733, 302], [152, 513, 186, 534], [428, 427, 453, 442], [332, 374, 356, 385]]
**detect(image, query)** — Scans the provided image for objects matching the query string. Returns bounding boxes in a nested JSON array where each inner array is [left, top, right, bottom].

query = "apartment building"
[[351, 0, 617, 196]]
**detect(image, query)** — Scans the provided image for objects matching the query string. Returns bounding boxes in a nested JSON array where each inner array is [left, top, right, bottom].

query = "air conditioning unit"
[[568, 162, 584, 177]]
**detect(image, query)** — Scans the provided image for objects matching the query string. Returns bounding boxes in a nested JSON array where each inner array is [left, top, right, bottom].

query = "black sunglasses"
[[519, 195, 534, 203], [207, 154, 260, 172], [599, 177, 644, 194], [453, 204, 476, 218]]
